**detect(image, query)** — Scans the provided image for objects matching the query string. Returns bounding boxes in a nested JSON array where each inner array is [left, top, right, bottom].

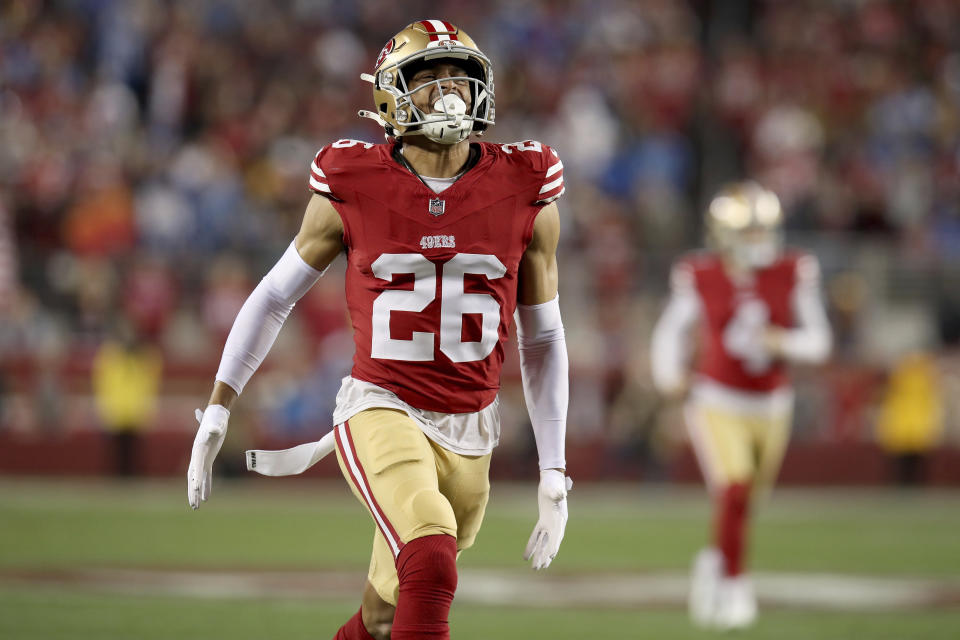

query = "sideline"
[[3, 568, 959, 610]]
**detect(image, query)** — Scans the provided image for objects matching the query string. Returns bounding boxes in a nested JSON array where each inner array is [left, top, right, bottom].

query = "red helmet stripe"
[[422, 19, 456, 41], [419, 19, 441, 41]]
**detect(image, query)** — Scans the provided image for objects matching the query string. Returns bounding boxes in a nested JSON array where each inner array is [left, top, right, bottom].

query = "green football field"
[[2, 477, 959, 639]]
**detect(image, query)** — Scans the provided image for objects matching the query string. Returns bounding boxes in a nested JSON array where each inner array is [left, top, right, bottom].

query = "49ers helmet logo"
[[375, 39, 394, 69]]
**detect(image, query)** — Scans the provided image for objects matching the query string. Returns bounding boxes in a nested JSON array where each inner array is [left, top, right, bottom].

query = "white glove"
[[524, 469, 572, 570], [187, 404, 230, 510]]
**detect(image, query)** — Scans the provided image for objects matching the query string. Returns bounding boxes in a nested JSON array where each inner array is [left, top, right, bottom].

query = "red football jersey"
[[676, 250, 811, 392], [309, 139, 564, 413]]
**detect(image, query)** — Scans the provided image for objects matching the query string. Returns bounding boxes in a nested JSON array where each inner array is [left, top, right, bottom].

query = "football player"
[[651, 181, 831, 630], [187, 20, 571, 640]]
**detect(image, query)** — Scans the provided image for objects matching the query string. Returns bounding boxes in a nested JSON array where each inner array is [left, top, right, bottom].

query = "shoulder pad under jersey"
[[497, 140, 565, 205], [308, 139, 378, 201]]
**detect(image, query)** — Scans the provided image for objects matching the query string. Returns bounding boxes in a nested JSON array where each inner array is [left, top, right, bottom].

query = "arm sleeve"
[[778, 255, 832, 364], [650, 264, 701, 394], [515, 295, 568, 471], [214, 242, 326, 394]]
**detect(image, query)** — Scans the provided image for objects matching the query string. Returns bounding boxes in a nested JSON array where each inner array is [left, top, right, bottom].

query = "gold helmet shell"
[[359, 20, 495, 142], [706, 181, 784, 268]]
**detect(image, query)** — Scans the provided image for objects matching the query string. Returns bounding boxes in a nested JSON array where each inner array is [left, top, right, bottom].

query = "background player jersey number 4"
[[371, 252, 507, 363], [722, 296, 773, 375]]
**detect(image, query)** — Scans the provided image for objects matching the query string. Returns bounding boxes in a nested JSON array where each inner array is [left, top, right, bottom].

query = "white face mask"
[[735, 237, 779, 268], [420, 93, 472, 144]]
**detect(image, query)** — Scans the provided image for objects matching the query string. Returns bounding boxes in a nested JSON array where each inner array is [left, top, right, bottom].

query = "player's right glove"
[[187, 404, 230, 510], [524, 469, 572, 570]]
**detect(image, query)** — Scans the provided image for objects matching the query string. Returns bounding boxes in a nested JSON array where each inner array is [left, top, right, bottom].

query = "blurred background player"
[[186, 20, 571, 640], [650, 181, 832, 629]]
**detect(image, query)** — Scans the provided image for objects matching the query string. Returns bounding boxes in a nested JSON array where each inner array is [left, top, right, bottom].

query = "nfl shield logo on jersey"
[[428, 198, 446, 217]]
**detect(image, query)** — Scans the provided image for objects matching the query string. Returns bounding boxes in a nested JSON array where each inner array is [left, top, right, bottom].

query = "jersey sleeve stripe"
[[309, 175, 331, 193], [310, 163, 326, 178], [539, 175, 564, 194], [545, 160, 563, 178], [537, 187, 565, 204]]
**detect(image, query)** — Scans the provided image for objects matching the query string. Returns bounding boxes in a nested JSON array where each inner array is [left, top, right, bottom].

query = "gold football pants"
[[684, 399, 791, 495], [334, 408, 491, 605]]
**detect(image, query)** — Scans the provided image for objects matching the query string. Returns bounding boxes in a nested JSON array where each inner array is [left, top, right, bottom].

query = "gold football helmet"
[[706, 181, 784, 268], [358, 20, 495, 144]]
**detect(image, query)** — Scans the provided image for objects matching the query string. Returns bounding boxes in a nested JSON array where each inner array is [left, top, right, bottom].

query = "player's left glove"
[[187, 404, 230, 510], [524, 469, 572, 570]]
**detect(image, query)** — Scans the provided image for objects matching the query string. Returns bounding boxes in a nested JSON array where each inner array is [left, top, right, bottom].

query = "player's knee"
[[406, 487, 457, 538], [397, 534, 458, 596], [363, 618, 391, 640], [391, 535, 457, 637]]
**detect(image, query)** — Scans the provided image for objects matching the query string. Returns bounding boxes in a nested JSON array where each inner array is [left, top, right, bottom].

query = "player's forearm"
[[769, 325, 832, 364], [516, 296, 568, 471], [772, 283, 832, 364], [650, 324, 688, 393], [771, 256, 832, 364], [214, 283, 295, 394], [523, 348, 568, 471], [650, 291, 698, 394], [213, 242, 325, 396]]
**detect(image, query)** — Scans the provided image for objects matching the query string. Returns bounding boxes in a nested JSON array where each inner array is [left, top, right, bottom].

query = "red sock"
[[714, 482, 750, 577], [333, 608, 374, 640], [391, 534, 458, 640]]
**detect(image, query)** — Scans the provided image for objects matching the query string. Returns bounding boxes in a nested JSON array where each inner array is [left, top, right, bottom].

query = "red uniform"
[[675, 250, 810, 393], [309, 139, 564, 413]]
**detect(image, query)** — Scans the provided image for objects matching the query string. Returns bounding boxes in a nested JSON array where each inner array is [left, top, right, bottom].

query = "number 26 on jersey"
[[371, 253, 506, 364]]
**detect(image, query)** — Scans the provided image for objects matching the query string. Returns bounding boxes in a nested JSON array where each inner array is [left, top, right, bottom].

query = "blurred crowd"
[[2, 0, 960, 472]]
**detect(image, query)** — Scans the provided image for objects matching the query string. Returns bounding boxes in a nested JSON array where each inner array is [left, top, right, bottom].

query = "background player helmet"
[[706, 181, 784, 269], [360, 20, 495, 144]]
